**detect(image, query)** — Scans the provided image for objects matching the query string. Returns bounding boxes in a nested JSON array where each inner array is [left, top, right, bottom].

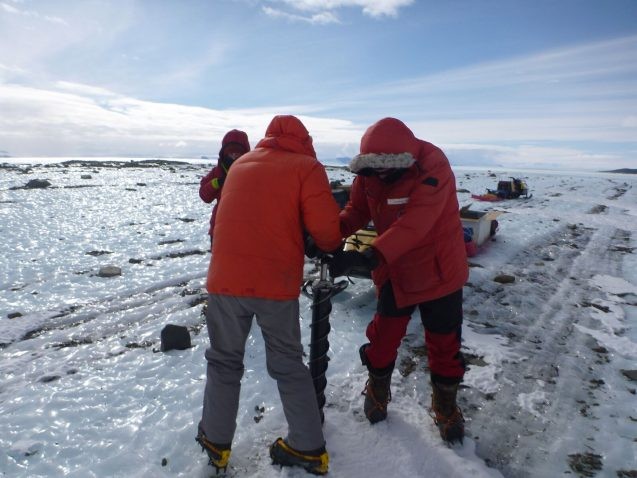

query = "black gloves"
[[220, 156, 235, 172], [304, 235, 320, 259], [329, 248, 379, 277], [304, 235, 345, 259]]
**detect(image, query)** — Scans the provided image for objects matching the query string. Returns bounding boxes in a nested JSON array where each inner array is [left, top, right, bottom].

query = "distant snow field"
[[1, 159, 636, 478]]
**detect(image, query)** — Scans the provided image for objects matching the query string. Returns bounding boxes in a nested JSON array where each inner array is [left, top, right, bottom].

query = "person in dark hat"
[[199, 129, 250, 249]]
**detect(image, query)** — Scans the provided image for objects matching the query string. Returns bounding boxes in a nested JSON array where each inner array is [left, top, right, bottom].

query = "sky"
[[0, 0, 636, 170]]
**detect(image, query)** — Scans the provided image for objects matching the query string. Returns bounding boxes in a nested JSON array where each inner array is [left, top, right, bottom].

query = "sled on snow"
[[473, 177, 530, 201]]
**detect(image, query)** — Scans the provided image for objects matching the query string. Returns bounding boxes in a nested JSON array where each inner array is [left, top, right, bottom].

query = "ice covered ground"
[[0, 158, 635, 478]]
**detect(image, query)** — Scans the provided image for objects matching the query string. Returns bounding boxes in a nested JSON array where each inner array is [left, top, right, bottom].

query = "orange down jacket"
[[207, 115, 342, 300], [340, 118, 469, 307]]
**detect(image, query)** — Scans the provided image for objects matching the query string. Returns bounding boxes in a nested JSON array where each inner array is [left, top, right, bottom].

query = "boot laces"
[[430, 397, 464, 434], [362, 379, 392, 413]]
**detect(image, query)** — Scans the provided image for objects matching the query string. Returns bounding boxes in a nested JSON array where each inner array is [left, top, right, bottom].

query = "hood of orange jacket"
[[256, 115, 316, 158]]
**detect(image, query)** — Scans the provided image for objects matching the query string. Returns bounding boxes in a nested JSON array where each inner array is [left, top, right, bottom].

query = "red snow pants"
[[363, 284, 465, 383]]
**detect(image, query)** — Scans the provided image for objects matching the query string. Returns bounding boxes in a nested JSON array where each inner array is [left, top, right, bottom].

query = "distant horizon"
[[2, 154, 635, 174]]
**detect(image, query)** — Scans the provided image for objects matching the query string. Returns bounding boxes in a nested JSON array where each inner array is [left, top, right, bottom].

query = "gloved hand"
[[304, 235, 320, 259], [211, 176, 225, 190], [329, 248, 379, 277], [304, 235, 344, 259], [220, 155, 236, 172]]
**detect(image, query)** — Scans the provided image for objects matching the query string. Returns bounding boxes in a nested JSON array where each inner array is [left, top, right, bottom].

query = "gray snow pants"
[[200, 293, 325, 451]]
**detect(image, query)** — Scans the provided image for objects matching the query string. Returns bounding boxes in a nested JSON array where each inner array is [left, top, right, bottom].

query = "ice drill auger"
[[302, 253, 348, 423]]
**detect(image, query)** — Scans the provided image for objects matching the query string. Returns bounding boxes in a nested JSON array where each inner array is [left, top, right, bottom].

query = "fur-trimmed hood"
[[349, 152, 415, 173], [349, 117, 423, 174]]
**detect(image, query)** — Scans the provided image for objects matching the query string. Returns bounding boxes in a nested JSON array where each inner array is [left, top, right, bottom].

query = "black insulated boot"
[[430, 380, 465, 444], [195, 426, 231, 474], [269, 437, 329, 475]]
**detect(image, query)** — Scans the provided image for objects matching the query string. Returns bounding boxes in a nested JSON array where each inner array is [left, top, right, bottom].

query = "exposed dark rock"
[[10, 179, 51, 190], [151, 249, 206, 260], [581, 302, 611, 313], [160, 324, 191, 351], [50, 338, 94, 349], [611, 246, 634, 253], [8, 312, 22, 319], [158, 239, 184, 245], [588, 204, 608, 214], [125, 341, 155, 349], [98, 266, 122, 277], [621, 370, 637, 381], [568, 452, 603, 477], [493, 274, 515, 284], [464, 353, 488, 367], [616, 470, 637, 477]]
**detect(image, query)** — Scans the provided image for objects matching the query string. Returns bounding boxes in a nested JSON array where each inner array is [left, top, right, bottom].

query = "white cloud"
[[0, 28, 635, 170], [622, 116, 637, 128], [0, 62, 26, 82], [0, 83, 359, 159], [55, 82, 118, 98], [269, 0, 414, 18], [442, 143, 626, 171], [357, 35, 637, 103], [2, 79, 632, 170], [1, 2, 19, 13], [0, 2, 136, 80], [302, 35, 637, 148], [0, 1, 67, 24], [262, 6, 340, 24]]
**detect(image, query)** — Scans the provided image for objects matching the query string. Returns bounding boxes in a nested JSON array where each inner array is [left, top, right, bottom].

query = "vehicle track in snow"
[[0, 274, 208, 397], [459, 223, 628, 477]]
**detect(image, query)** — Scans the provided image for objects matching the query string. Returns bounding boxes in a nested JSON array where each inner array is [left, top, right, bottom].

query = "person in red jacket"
[[196, 115, 342, 475], [329, 117, 469, 444], [199, 129, 250, 249]]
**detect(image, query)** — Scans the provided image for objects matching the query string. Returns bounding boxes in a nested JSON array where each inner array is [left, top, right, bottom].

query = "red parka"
[[199, 167, 226, 237], [340, 118, 468, 307], [207, 115, 342, 300], [199, 130, 251, 239]]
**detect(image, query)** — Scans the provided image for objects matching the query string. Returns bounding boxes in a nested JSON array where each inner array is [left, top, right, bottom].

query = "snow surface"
[[1, 159, 636, 478]]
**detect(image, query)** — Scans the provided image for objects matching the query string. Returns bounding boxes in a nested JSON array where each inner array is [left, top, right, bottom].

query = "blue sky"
[[1, 0, 636, 170]]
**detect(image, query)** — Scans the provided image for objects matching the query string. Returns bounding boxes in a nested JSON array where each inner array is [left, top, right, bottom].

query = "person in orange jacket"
[[199, 129, 250, 249], [329, 117, 469, 444], [196, 115, 342, 475]]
